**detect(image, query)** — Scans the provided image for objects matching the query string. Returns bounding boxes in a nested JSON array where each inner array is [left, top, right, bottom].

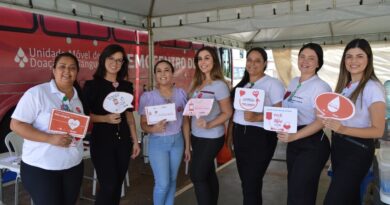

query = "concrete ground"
[[1, 141, 385, 205]]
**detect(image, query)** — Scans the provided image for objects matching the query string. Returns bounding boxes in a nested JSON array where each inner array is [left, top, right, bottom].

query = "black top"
[[83, 77, 134, 143]]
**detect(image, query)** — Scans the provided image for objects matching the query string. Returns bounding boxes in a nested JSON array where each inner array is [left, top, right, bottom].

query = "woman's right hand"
[[105, 113, 121, 124], [153, 119, 167, 133], [47, 134, 73, 147]]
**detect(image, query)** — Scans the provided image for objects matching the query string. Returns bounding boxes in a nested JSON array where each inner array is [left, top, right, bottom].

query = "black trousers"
[[324, 133, 374, 205], [90, 138, 132, 205], [287, 127, 330, 205], [233, 123, 278, 205], [21, 161, 84, 205], [190, 135, 224, 205]]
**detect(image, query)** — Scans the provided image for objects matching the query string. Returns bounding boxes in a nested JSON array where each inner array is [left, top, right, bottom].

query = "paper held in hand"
[[233, 88, 265, 113], [263, 106, 298, 133], [315, 92, 355, 120], [183, 98, 214, 118], [103, 92, 134, 114], [48, 109, 90, 138], [145, 103, 177, 125]]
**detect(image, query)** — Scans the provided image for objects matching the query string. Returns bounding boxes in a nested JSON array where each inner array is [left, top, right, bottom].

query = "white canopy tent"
[[1, 0, 390, 48], [1, 0, 390, 86]]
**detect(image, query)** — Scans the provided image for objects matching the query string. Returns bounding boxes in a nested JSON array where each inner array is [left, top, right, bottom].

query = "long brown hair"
[[335, 39, 380, 104], [189, 46, 226, 94]]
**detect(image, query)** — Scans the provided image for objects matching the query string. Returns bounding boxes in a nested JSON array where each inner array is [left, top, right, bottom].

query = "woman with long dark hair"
[[10, 52, 86, 205], [228, 47, 285, 205], [189, 46, 232, 205], [83, 44, 140, 205], [323, 39, 386, 204]]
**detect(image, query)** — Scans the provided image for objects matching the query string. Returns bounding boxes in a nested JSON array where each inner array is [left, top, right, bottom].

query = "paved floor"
[[175, 158, 330, 205], [1, 141, 383, 205]]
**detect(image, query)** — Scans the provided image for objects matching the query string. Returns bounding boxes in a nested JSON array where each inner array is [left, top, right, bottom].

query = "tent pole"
[[147, 16, 154, 90]]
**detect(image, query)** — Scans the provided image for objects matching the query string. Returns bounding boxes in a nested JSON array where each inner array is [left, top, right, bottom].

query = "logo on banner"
[[315, 92, 355, 120], [14, 48, 28, 68]]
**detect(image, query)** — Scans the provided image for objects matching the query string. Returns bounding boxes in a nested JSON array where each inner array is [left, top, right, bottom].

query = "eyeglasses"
[[107, 57, 124, 65]]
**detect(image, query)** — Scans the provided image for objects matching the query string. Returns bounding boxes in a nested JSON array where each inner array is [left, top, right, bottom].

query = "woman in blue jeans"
[[139, 60, 191, 205]]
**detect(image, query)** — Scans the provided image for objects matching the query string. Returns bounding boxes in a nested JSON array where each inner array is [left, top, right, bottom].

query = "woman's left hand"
[[277, 132, 297, 143], [131, 142, 141, 159], [184, 147, 191, 162], [196, 118, 209, 129]]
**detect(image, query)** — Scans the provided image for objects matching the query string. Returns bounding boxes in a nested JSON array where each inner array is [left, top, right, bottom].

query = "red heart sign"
[[239, 90, 245, 96], [315, 92, 355, 120], [252, 90, 259, 98]]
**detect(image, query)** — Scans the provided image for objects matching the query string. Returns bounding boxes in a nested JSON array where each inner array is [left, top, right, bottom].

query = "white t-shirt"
[[233, 75, 285, 128], [191, 80, 230, 138], [11, 80, 84, 170], [341, 79, 385, 128], [283, 75, 331, 126]]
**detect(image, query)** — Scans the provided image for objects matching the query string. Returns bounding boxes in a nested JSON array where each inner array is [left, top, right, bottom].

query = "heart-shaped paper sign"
[[315, 92, 355, 120], [68, 119, 80, 130], [103, 92, 134, 114]]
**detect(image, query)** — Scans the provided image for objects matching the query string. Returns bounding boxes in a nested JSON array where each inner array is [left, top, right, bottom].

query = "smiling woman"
[[227, 47, 285, 205], [188, 47, 233, 205], [138, 60, 190, 205], [279, 43, 331, 205], [9, 52, 87, 205], [323, 39, 386, 205], [83, 44, 141, 205]]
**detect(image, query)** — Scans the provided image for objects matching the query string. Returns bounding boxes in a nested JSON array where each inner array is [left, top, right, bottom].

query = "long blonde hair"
[[189, 46, 226, 94], [335, 39, 380, 104]]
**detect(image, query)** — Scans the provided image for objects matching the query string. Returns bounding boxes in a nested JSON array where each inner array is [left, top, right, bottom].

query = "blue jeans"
[[148, 132, 184, 205]]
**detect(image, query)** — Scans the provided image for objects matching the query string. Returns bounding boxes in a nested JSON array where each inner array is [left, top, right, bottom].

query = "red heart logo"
[[239, 90, 245, 96], [252, 91, 259, 98]]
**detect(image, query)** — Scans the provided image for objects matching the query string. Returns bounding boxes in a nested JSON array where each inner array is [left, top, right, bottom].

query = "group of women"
[[9, 38, 385, 205]]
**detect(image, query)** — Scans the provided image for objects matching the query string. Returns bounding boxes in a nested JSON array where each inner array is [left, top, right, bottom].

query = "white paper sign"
[[263, 106, 298, 133], [183, 98, 214, 118], [234, 88, 265, 113], [103, 92, 134, 114], [145, 103, 177, 125]]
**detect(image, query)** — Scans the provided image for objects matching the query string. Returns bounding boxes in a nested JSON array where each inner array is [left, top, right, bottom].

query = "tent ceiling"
[[74, 0, 277, 17], [1, 0, 390, 48]]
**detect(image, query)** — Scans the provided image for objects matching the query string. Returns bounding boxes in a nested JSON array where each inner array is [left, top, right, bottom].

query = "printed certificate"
[[183, 98, 214, 118], [263, 106, 298, 133], [145, 103, 177, 125], [48, 109, 90, 138]]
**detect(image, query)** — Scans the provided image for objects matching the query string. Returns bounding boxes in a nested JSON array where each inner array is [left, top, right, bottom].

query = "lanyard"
[[287, 83, 301, 102], [61, 96, 71, 111], [246, 82, 255, 88]]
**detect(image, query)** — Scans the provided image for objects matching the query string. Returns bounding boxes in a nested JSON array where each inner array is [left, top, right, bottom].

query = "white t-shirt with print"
[[283, 75, 331, 126], [11, 80, 84, 170], [233, 75, 285, 128], [341, 79, 385, 128]]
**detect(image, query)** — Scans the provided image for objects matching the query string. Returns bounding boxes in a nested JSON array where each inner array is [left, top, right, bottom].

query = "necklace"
[[160, 88, 174, 103], [112, 81, 121, 139]]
